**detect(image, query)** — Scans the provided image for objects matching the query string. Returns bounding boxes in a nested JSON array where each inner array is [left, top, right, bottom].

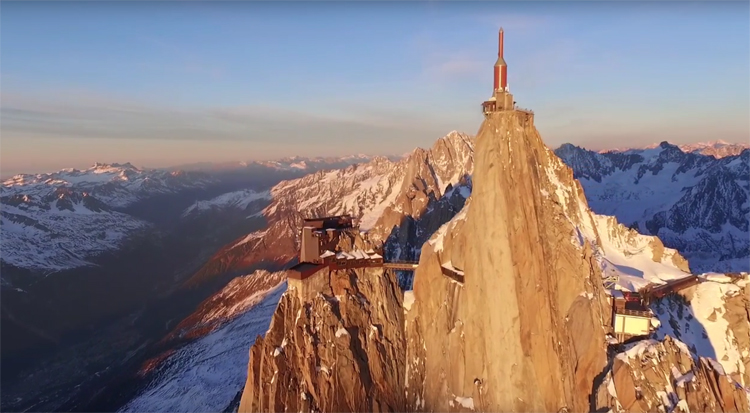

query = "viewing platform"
[[289, 213, 422, 300], [515, 107, 534, 115], [607, 290, 657, 343]]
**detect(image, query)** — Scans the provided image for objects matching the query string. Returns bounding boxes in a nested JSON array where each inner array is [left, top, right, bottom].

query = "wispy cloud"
[[472, 13, 556, 34], [1, 86, 477, 175], [409, 12, 570, 86], [0, 88, 462, 164]]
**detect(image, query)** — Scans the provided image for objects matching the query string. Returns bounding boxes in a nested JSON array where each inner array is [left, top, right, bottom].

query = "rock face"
[[238, 236, 406, 412], [596, 336, 749, 412], [652, 275, 750, 389], [405, 112, 610, 412]]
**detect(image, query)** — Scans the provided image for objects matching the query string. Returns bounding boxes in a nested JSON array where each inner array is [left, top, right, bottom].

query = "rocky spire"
[[405, 111, 609, 412]]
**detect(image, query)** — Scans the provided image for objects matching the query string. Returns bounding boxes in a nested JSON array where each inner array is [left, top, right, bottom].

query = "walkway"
[[641, 275, 700, 301], [383, 261, 419, 271]]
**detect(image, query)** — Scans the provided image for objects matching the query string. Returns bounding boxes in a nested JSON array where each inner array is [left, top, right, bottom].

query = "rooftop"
[[303, 214, 353, 222]]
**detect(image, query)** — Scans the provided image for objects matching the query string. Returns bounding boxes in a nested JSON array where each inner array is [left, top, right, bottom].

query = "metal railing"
[[615, 308, 652, 318], [515, 107, 534, 115]]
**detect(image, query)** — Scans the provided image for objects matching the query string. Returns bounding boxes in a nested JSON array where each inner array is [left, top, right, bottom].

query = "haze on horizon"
[[1, 1, 748, 177]]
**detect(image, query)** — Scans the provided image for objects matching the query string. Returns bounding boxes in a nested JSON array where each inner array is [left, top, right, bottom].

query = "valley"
[[0, 157, 374, 412]]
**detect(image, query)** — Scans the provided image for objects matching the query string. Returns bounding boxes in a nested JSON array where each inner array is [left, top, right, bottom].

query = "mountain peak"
[[404, 110, 609, 411], [90, 162, 139, 171], [658, 141, 679, 150]]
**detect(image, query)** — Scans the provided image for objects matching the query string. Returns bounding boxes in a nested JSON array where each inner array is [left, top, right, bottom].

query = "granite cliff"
[[596, 336, 749, 413], [238, 231, 406, 412], [405, 111, 609, 412]]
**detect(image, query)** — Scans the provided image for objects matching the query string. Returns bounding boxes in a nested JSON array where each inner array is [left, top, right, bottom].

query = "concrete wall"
[[613, 313, 651, 338], [287, 267, 329, 302], [503, 92, 514, 110], [490, 90, 513, 110], [300, 227, 320, 263]]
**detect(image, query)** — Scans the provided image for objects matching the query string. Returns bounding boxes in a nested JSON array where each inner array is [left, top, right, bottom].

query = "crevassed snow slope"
[[181, 189, 271, 218]]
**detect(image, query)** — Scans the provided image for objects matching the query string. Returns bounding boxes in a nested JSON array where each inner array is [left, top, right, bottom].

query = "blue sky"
[[2, 1, 748, 175]]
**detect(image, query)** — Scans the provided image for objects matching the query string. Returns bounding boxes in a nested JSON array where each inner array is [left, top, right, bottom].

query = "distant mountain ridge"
[[555, 141, 749, 273], [1, 163, 215, 274], [19, 132, 746, 413], [164, 154, 396, 173], [2, 162, 215, 209], [601, 139, 749, 159], [0, 154, 382, 278]]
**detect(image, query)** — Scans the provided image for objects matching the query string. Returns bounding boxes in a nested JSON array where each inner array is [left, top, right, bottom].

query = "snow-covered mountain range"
[[181, 189, 271, 218], [183, 131, 474, 287], [113, 132, 475, 410], [1, 163, 214, 274], [3, 134, 748, 412], [2, 163, 214, 208], [602, 140, 749, 159], [120, 131, 750, 412], [555, 142, 749, 273], [165, 154, 385, 173], [0, 155, 382, 278]]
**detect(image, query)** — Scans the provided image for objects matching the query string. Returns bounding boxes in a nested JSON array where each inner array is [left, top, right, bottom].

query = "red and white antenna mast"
[[493, 28, 508, 92]]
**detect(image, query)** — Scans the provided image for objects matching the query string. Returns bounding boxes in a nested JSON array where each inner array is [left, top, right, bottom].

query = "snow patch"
[[182, 189, 271, 217], [335, 327, 349, 338], [453, 396, 475, 410], [403, 291, 415, 312]]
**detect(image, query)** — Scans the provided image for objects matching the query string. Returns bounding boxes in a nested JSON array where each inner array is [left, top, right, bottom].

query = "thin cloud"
[[473, 13, 556, 34], [0, 88, 460, 155], [1, 88, 469, 175]]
